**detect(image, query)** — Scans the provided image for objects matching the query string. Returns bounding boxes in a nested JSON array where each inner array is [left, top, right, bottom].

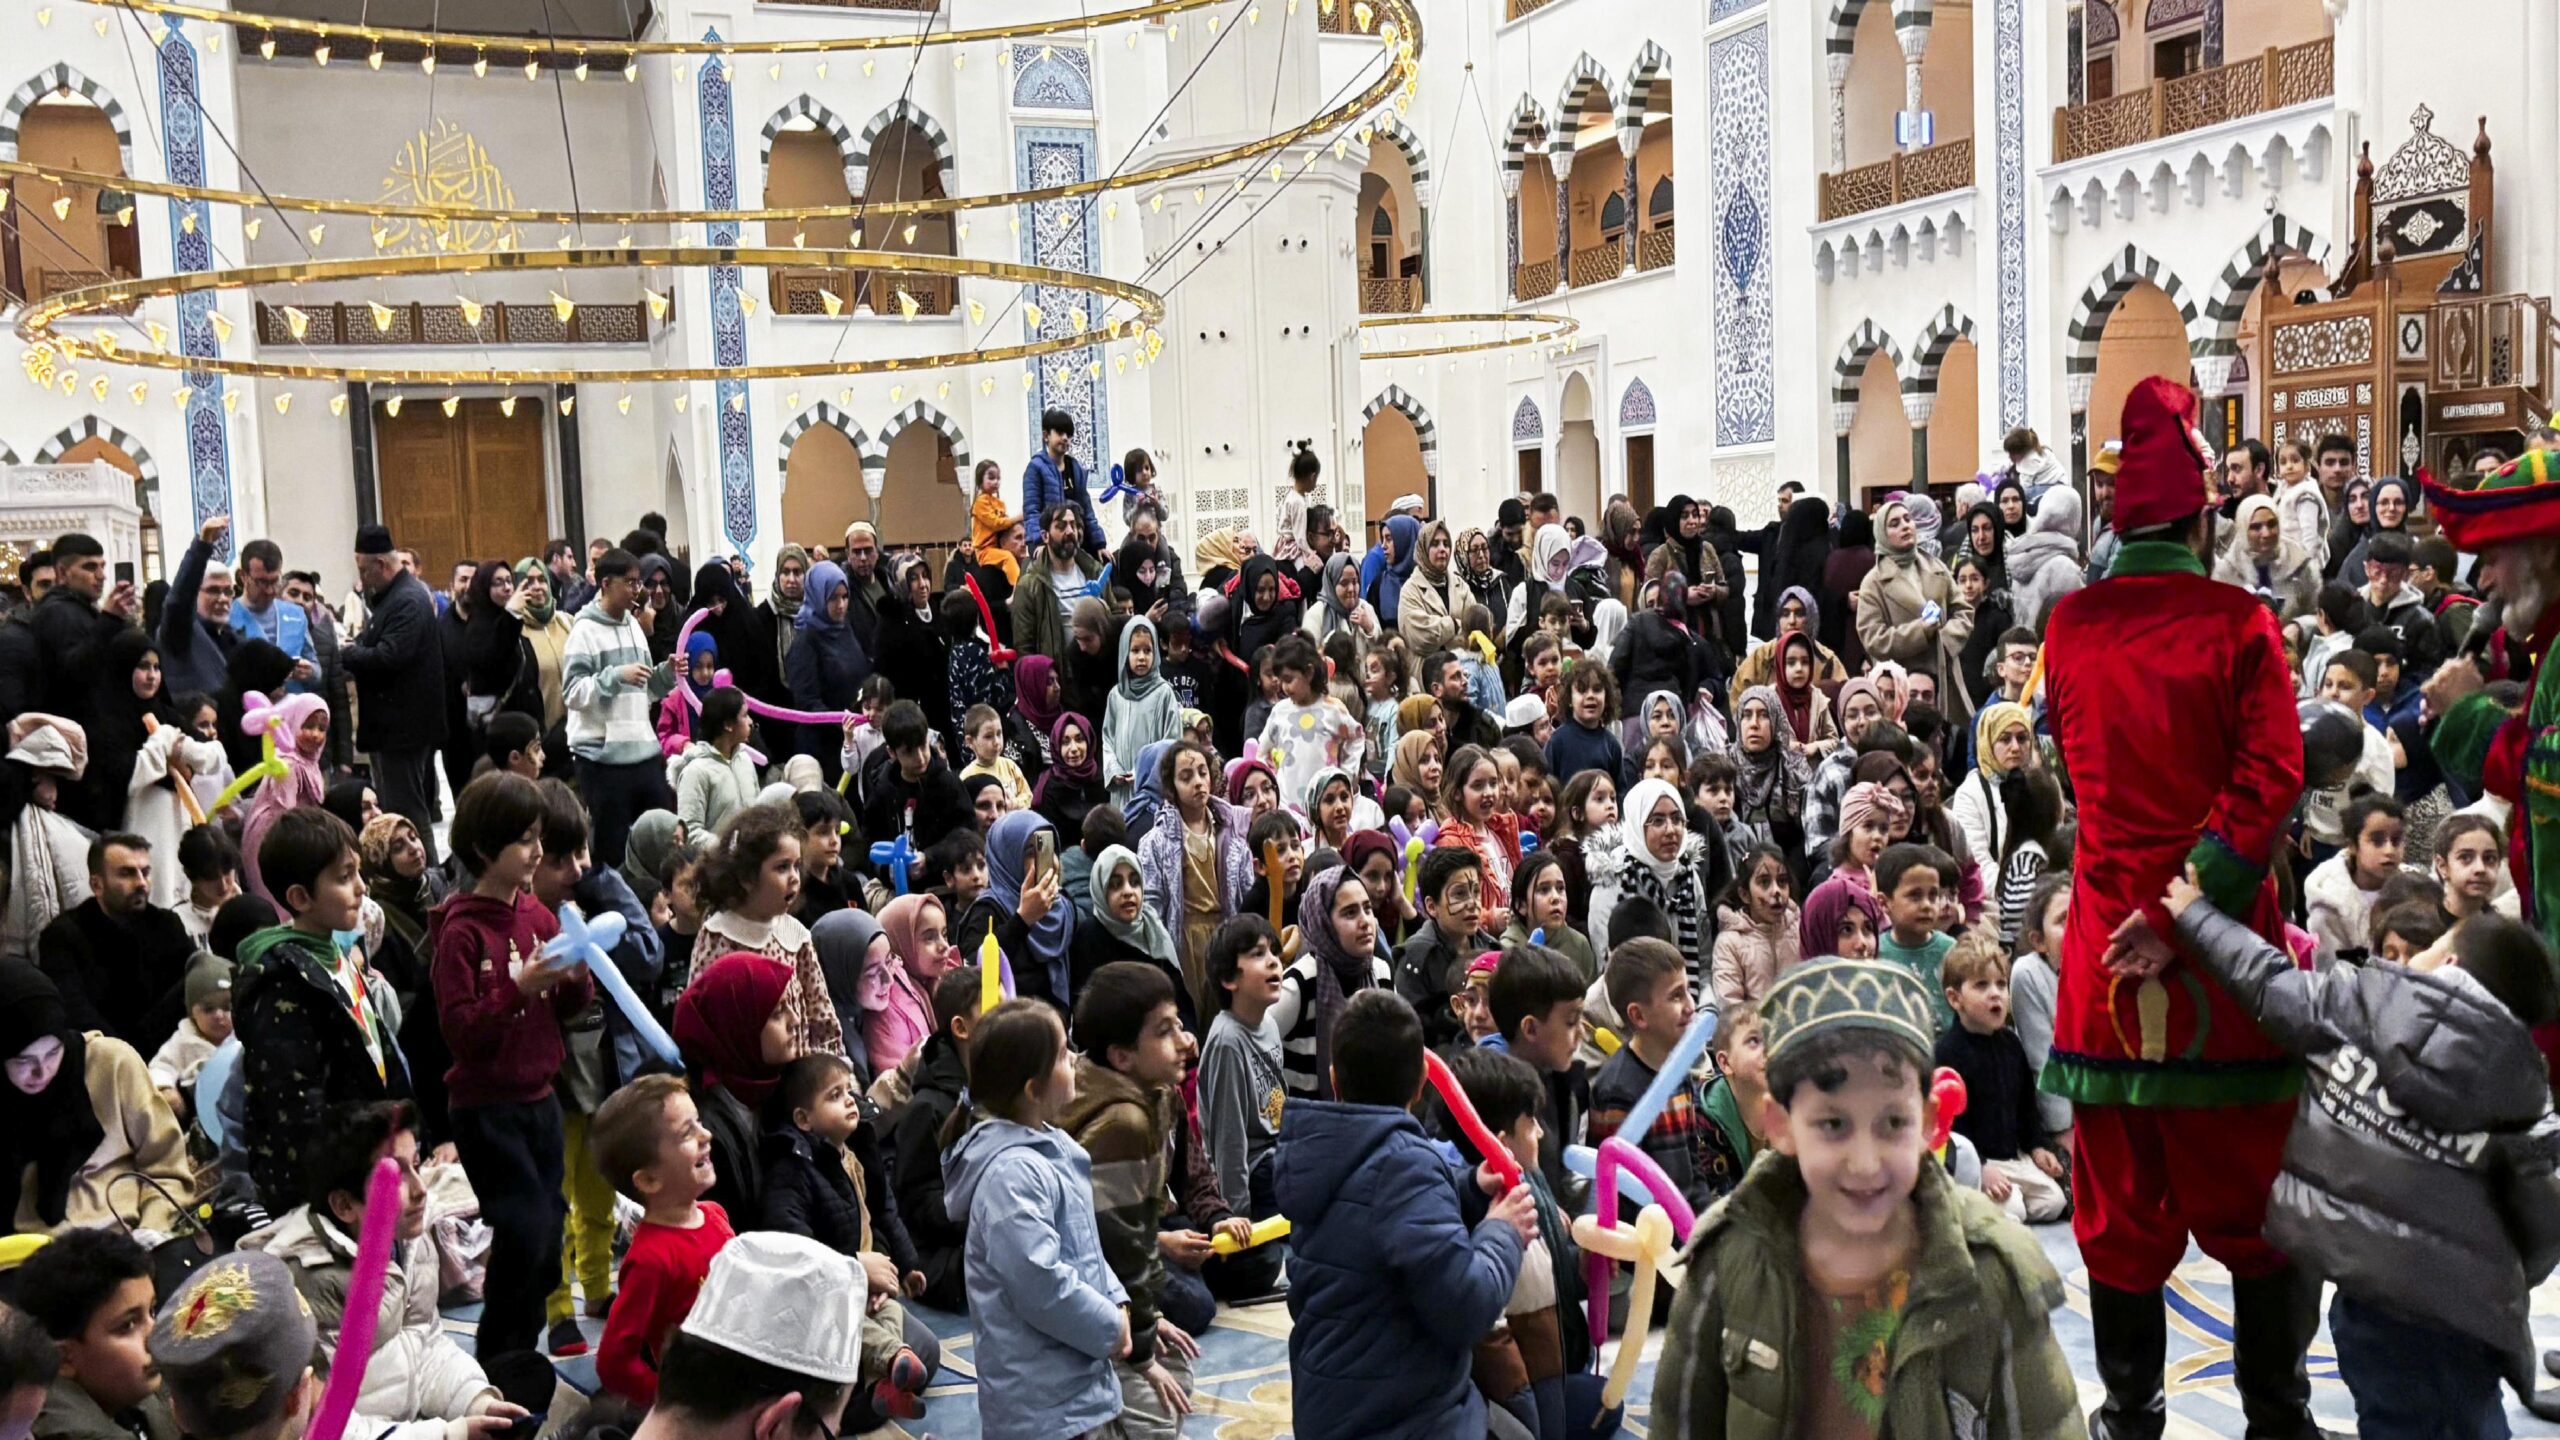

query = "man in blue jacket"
[[1272, 988, 1535, 1440], [229, 538, 315, 693], [1023, 408, 1107, 557]]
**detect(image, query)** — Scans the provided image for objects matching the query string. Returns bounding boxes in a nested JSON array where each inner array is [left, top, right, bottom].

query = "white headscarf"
[[1618, 777, 1689, 884], [1531, 524, 1573, 585]]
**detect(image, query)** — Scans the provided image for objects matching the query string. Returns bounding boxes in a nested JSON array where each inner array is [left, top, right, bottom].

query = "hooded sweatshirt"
[[427, 889, 589, 1108], [562, 598, 662, 765], [942, 1119, 1130, 1440], [1269, 1097, 1524, 1440]]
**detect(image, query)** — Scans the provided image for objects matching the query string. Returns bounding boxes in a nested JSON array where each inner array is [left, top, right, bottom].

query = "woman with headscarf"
[[688, 561, 778, 707], [1390, 728, 1444, 808], [1369, 513, 1422, 628], [0, 961, 191, 1234], [1610, 578, 1701, 715], [1753, 496, 1837, 648], [1101, 616, 1181, 807], [238, 694, 332, 909], [1730, 585, 1850, 692], [1069, 845, 1191, 1026], [1588, 777, 1728, 986], [1395, 519, 1473, 682], [1455, 528, 1504, 629], [1271, 861, 1392, 1102], [635, 554, 686, 662], [2337, 474, 2417, 583], [1960, 502, 2009, 596], [1116, 505, 1188, 620], [1728, 686, 1812, 868], [1991, 476, 2032, 539], [2212, 494, 2320, 624], [1768, 632, 1841, 755], [1646, 497, 1728, 650], [1904, 493, 1946, 559], [1819, 507, 1876, 672], [1033, 713, 1107, 839], [619, 810, 685, 896], [1952, 554, 2014, 713], [2323, 477, 2374, 582], [1195, 527, 1250, 598], [1949, 700, 2037, 880], [1305, 552, 1380, 649], [807, 908, 888, 1082], [1799, 871, 1887, 959], [459, 560, 529, 736], [1857, 499, 1976, 713], [2004, 486, 2088, 633], [1059, 597, 1119, 721], [674, 951, 795, 1218], [1232, 554, 1304, 666], [84, 627, 179, 831], [1011, 654, 1070, 770], [865, 892, 954, 1080], [785, 561, 871, 783], [362, 811, 449, 967], [872, 554, 952, 739], [952, 810, 1076, 1013], [1599, 497, 1647, 606], [509, 557, 577, 739]]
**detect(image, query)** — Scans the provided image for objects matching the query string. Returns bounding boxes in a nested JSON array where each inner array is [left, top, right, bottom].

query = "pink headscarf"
[[863, 894, 948, 1075], [1867, 661, 1910, 720], [239, 693, 333, 908], [1838, 781, 1910, 842]]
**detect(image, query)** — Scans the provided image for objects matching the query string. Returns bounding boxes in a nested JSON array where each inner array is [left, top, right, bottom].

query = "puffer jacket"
[[1653, 1156, 2081, 1440], [2177, 900, 2560, 1386], [1271, 1097, 1523, 1440], [247, 1206, 496, 1435], [669, 739, 761, 835], [2003, 488, 2088, 633], [1055, 1058, 1176, 1365], [943, 1119, 1129, 1440], [1856, 546, 1976, 713], [1708, 900, 1801, 1013]]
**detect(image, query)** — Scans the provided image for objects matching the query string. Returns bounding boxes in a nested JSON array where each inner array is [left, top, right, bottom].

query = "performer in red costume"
[[2040, 376, 2320, 1440]]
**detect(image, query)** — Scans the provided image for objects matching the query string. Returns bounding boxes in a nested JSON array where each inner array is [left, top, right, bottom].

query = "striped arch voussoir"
[[1618, 42, 1670, 148], [1831, 321, 1906, 406], [0, 63, 134, 168], [1370, 114, 1431, 192], [1903, 305, 1979, 398], [880, 399, 970, 476], [759, 96, 859, 188], [2197, 214, 2335, 358], [1551, 55, 1617, 155], [2064, 244, 2200, 377], [856, 101, 955, 181], [775, 401, 872, 481]]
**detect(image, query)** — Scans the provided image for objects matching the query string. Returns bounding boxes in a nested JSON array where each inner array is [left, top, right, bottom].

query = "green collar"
[[2107, 539, 2208, 580]]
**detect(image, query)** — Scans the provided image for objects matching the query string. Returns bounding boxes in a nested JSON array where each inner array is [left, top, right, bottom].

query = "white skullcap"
[[679, 1232, 869, 1383], [1388, 494, 1428, 516]]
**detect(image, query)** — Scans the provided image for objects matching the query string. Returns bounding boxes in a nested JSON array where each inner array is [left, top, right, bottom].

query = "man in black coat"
[[340, 525, 449, 861], [27, 532, 141, 824], [158, 515, 240, 698], [38, 832, 193, 1058]]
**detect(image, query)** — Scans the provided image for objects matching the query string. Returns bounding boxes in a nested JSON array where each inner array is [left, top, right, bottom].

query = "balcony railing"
[[1515, 258, 1557, 300], [1505, 0, 1557, 18], [1818, 136, 1974, 222], [2053, 36, 2332, 164], [253, 298, 657, 345], [1569, 242, 1625, 288], [36, 269, 143, 314], [1359, 275, 1422, 314], [1636, 225, 1675, 273], [771, 268, 956, 317]]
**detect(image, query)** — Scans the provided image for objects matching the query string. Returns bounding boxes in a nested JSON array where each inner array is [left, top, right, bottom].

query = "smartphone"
[[114, 561, 135, 586], [1027, 829, 1059, 888]]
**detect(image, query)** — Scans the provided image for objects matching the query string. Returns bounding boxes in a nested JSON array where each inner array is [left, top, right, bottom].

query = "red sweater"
[[598, 1201, 735, 1406], [428, 890, 590, 1108]]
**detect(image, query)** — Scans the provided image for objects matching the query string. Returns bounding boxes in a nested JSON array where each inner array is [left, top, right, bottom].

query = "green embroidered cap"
[[1760, 957, 1939, 1065]]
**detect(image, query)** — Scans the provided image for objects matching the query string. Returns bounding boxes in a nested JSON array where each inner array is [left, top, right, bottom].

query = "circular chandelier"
[[1357, 310, 1579, 362], [19, 247, 1167, 386]]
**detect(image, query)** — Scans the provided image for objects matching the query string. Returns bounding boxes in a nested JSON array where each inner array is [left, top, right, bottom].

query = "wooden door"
[[1625, 434, 1655, 516], [1516, 448, 1543, 495], [376, 399, 550, 583], [2086, 56, 2114, 102]]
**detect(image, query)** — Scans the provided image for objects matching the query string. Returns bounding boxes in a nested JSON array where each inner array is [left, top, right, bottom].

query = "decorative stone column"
[[2066, 372, 2096, 478], [1905, 390, 1937, 487], [1506, 201, 1520, 296], [1554, 164, 1569, 282], [2190, 353, 2235, 400], [1896, 22, 1930, 142], [1834, 400, 1860, 502], [1826, 53, 1853, 172]]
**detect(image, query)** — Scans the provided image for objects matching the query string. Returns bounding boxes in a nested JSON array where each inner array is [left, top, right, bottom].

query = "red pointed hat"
[[2425, 448, 2560, 550], [2111, 375, 2217, 534]]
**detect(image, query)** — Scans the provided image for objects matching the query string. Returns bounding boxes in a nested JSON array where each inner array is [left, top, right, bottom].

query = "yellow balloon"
[[1209, 1216, 1290, 1254], [980, 931, 1003, 1015]]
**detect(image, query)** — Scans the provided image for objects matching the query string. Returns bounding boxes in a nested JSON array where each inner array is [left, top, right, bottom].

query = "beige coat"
[[1396, 520, 1477, 682], [13, 1033, 193, 1235], [1856, 546, 1977, 711]]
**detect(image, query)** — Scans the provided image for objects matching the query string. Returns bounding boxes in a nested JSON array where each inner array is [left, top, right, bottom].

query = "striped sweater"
[[563, 601, 662, 765]]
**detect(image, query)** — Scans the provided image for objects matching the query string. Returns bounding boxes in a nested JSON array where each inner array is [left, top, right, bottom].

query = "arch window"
[[6, 93, 139, 306]]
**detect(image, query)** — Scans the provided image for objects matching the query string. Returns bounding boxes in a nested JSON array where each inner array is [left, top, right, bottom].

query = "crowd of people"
[[0, 385, 2554, 1440]]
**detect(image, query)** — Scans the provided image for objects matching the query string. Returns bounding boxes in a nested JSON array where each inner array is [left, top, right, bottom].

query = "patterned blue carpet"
[[449, 1224, 2560, 1438]]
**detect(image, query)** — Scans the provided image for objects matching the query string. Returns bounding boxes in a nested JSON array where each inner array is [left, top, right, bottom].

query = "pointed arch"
[[1831, 321, 1907, 409], [34, 414, 158, 488], [0, 63, 134, 168], [855, 101, 955, 181], [1618, 377, 1656, 432], [2064, 243, 2201, 377], [2198, 212, 2335, 359], [1904, 305, 1979, 402], [1551, 55, 1618, 157], [774, 400, 880, 482], [1370, 114, 1431, 194], [878, 399, 970, 475], [1827, 0, 1932, 56], [1362, 385, 1439, 475], [1618, 42, 1671, 149], [1500, 96, 1551, 196], [0, 442, 17, 465], [1512, 395, 1545, 444], [757, 96, 858, 188]]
